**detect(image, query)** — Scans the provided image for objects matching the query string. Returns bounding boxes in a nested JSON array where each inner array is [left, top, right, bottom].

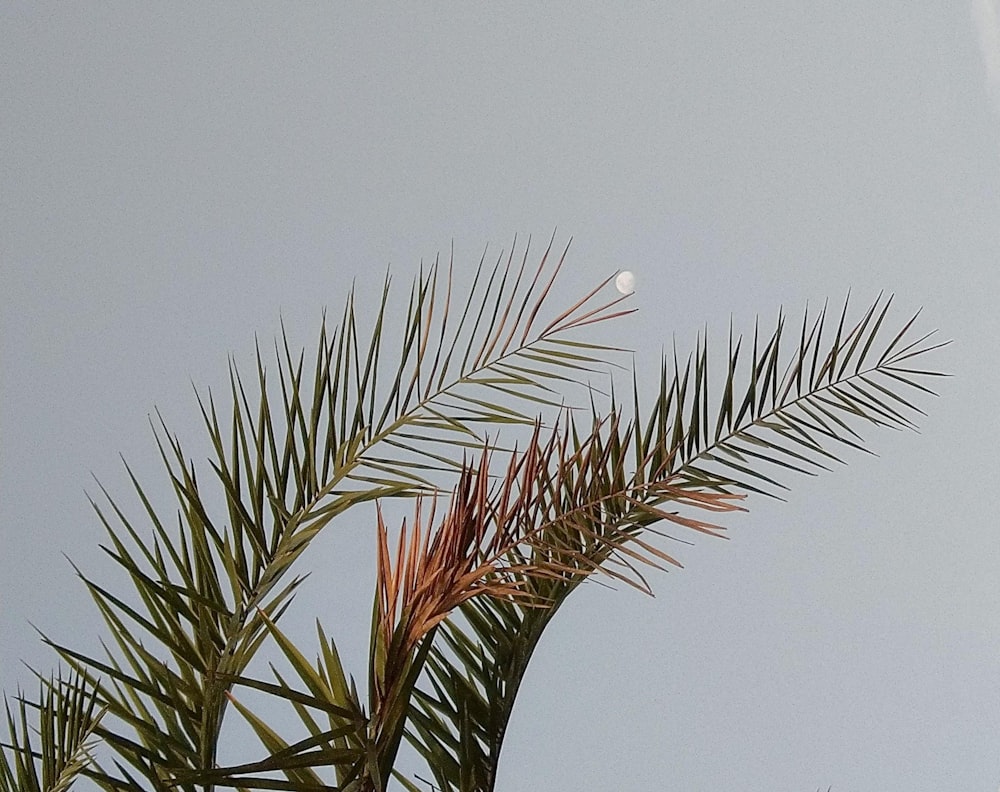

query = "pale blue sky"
[[3, 4, 1000, 789]]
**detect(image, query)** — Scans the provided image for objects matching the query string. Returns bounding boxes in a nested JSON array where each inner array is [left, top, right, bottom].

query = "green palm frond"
[[197, 615, 368, 791], [641, 292, 947, 498], [38, 237, 635, 792], [1, 672, 104, 792], [405, 293, 945, 792]]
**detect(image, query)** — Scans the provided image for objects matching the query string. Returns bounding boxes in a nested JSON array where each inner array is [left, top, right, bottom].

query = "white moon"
[[615, 270, 636, 294]]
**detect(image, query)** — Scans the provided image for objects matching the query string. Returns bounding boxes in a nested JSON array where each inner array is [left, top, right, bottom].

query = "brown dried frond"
[[374, 425, 550, 663], [372, 409, 751, 719]]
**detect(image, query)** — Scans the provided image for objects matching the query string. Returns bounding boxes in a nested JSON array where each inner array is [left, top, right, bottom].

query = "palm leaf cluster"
[[1, 237, 945, 792], [1, 673, 104, 792]]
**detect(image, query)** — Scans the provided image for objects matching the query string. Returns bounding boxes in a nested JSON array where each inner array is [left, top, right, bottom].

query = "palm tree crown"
[[1, 237, 946, 792]]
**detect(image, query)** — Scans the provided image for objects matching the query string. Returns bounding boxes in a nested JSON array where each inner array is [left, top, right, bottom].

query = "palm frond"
[[636, 293, 947, 498], [1, 672, 104, 792], [40, 237, 634, 791], [405, 293, 946, 792]]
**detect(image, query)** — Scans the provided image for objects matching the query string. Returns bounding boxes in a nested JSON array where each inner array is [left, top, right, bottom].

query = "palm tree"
[[1, 237, 946, 792]]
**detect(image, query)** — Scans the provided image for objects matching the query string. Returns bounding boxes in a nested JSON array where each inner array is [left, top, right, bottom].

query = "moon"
[[615, 270, 635, 294]]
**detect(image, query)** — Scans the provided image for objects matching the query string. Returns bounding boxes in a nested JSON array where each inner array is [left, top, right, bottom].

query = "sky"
[[2, 3, 1000, 789]]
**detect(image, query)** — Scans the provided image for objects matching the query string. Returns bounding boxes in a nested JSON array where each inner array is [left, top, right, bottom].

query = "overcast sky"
[[3, 3, 1000, 789]]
